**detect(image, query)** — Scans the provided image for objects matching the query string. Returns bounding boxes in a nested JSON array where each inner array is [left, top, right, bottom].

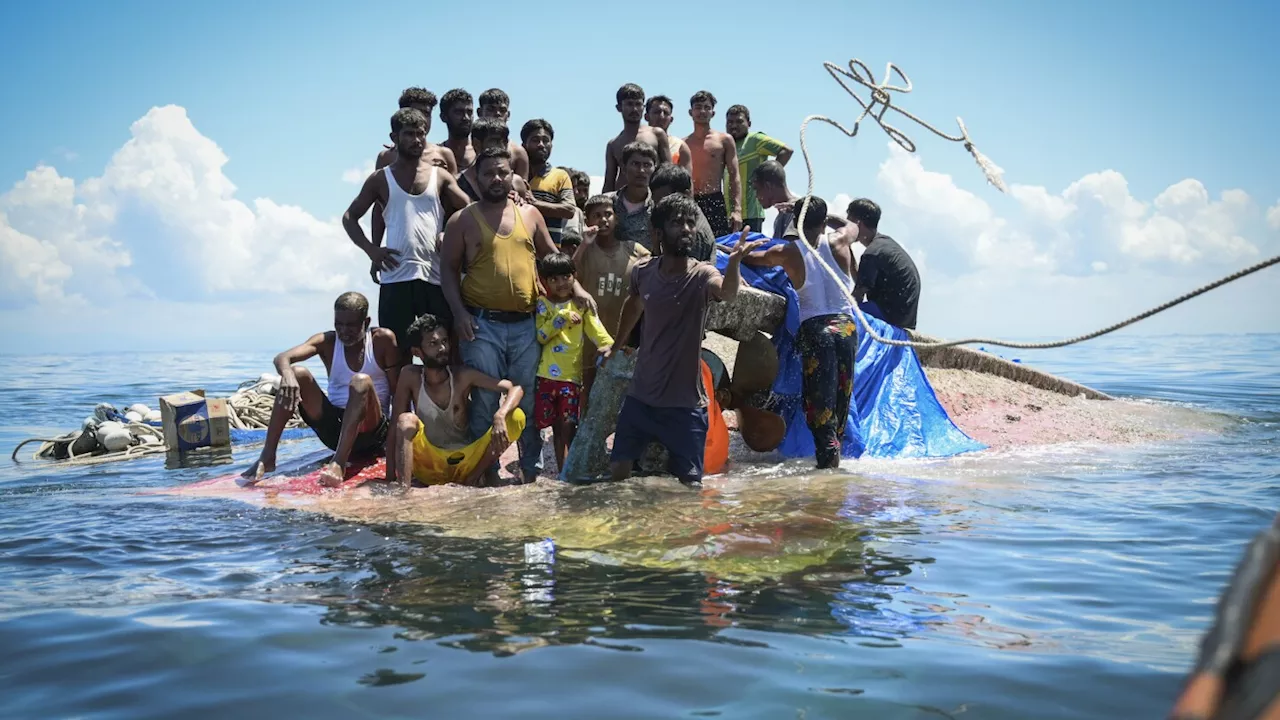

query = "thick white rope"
[[791, 57, 1280, 351]]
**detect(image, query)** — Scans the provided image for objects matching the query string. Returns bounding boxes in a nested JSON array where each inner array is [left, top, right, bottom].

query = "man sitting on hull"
[[239, 292, 400, 487], [386, 313, 526, 488]]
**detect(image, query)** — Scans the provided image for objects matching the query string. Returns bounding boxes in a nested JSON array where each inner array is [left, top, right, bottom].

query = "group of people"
[[239, 83, 922, 489]]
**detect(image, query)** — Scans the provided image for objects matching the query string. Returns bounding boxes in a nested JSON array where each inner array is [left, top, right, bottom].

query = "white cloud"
[[343, 159, 375, 185], [1, 105, 363, 310], [1268, 201, 1280, 231]]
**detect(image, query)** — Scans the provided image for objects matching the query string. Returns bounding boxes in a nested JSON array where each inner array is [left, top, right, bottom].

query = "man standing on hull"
[[521, 119, 577, 249], [849, 198, 921, 330], [440, 147, 598, 484], [604, 194, 762, 486], [369, 88, 457, 268], [343, 108, 472, 358], [439, 88, 476, 172], [240, 292, 400, 487], [684, 90, 741, 238], [604, 84, 672, 193], [724, 104, 791, 232], [645, 94, 692, 172]]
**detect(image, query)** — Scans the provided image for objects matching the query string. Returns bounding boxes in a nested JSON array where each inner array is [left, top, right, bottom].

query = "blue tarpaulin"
[[714, 233, 984, 459]]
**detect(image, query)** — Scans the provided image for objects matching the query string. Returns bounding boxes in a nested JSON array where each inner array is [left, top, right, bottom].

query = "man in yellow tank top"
[[440, 146, 598, 484]]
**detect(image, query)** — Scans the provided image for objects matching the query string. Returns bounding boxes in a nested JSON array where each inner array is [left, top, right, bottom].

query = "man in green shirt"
[[724, 104, 793, 232]]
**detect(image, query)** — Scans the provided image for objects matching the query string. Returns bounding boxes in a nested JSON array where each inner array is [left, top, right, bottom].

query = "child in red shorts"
[[535, 252, 614, 471]]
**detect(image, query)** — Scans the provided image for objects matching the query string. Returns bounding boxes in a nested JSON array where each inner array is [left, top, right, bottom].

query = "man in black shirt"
[[848, 198, 920, 330]]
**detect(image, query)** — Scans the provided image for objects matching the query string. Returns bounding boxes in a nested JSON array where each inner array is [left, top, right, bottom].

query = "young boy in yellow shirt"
[[535, 252, 614, 471]]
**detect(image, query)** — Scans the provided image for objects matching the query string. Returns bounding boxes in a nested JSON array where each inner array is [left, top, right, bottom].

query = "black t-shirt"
[[856, 233, 920, 329]]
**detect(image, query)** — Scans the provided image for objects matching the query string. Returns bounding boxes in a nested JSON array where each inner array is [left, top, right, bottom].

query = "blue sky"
[[2, 0, 1278, 353]]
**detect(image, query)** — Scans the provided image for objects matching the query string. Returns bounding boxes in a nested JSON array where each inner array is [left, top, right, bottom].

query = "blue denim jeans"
[[459, 313, 542, 477]]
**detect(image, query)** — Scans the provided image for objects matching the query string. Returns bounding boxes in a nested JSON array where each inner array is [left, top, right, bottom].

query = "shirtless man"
[[343, 108, 472, 355], [684, 90, 741, 238], [239, 292, 400, 487], [371, 88, 457, 254], [386, 313, 526, 488], [604, 84, 672, 193], [477, 88, 530, 179], [439, 88, 476, 172], [645, 94, 692, 173]]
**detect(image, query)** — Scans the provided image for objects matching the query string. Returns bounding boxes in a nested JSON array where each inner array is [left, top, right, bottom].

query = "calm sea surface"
[[1, 334, 1276, 719]]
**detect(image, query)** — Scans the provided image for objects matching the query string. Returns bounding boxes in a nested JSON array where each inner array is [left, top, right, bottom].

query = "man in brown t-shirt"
[[603, 194, 763, 485]]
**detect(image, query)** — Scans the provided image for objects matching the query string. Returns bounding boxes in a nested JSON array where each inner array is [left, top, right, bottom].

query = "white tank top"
[[415, 368, 469, 450], [380, 165, 444, 284], [796, 233, 856, 323], [327, 331, 392, 411]]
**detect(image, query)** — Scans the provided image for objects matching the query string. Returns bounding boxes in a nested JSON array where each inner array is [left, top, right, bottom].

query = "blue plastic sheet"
[[714, 233, 984, 459], [229, 427, 312, 445]]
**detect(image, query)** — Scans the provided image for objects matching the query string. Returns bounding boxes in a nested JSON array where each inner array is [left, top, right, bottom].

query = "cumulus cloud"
[[1268, 201, 1280, 231], [0, 105, 363, 309], [343, 159, 375, 185]]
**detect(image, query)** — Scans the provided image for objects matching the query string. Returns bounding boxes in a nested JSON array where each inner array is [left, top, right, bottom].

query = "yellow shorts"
[[410, 409, 526, 485]]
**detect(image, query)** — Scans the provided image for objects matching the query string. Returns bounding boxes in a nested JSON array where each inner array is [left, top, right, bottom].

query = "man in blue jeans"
[[440, 146, 597, 484], [603, 193, 762, 486]]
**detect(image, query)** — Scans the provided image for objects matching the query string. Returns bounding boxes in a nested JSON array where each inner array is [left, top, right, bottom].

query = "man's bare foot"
[[237, 458, 275, 487], [318, 461, 346, 488]]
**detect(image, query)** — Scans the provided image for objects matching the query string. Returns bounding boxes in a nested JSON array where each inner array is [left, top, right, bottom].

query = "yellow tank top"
[[461, 203, 538, 313]]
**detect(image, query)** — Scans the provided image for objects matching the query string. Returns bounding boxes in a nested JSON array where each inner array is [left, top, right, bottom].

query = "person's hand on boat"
[[598, 345, 633, 366], [453, 314, 478, 343], [276, 373, 301, 413], [491, 411, 511, 452], [366, 245, 400, 272]]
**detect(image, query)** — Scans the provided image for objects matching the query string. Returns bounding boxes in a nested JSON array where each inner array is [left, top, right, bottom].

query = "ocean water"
[[0, 334, 1276, 719]]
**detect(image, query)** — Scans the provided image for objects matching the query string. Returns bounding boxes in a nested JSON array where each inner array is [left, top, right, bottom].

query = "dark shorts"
[[743, 217, 765, 234], [535, 377, 581, 429], [610, 396, 708, 482], [299, 395, 389, 456], [695, 191, 731, 238], [379, 280, 453, 354]]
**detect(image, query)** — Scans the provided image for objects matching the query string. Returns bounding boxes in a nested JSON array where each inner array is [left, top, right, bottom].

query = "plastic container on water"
[[523, 538, 555, 565]]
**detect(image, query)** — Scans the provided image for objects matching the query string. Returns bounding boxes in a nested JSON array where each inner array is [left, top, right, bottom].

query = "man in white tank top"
[[343, 108, 472, 362], [741, 196, 861, 469], [385, 313, 527, 488], [239, 292, 401, 487]]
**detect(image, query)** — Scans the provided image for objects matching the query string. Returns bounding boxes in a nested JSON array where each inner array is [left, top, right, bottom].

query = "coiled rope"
[[791, 56, 1279, 351]]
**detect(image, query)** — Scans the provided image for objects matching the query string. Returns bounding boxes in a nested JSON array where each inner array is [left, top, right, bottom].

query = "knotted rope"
[[790, 56, 1279, 351]]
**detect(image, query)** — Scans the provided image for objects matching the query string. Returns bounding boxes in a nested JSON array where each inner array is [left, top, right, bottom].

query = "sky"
[[1, 0, 1278, 354]]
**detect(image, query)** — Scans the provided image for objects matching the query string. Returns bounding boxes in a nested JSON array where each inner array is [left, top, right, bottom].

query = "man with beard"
[[239, 292, 400, 488], [602, 194, 763, 486], [386, 313, 526, 487], [724, 104, 791, 232], [684, 90, 741, 237], [370, 88, 457, 263], [439, 88, 476, 172], [343, 108, 471, 356], [440, 146, 598, 484], [520, 119, 576, 248], [645, 94, 692, 172], [477, 87, 530, 179], [457, 118, 531, 203], [604, 84, 672, 193]]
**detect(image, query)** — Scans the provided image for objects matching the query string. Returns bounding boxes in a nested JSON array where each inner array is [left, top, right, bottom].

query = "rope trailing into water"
[[792, 56, 1280, 351]]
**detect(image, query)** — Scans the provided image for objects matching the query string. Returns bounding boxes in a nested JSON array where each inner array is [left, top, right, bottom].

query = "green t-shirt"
[[726, 131, 787, 219]]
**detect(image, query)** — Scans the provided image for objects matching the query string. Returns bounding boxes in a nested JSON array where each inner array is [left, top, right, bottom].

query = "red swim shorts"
[[535, 377, 581, 429]]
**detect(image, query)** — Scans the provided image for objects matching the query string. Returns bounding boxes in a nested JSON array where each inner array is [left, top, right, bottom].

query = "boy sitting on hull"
[[240, 292, 400, 487], [386, 313, 526, 488]]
